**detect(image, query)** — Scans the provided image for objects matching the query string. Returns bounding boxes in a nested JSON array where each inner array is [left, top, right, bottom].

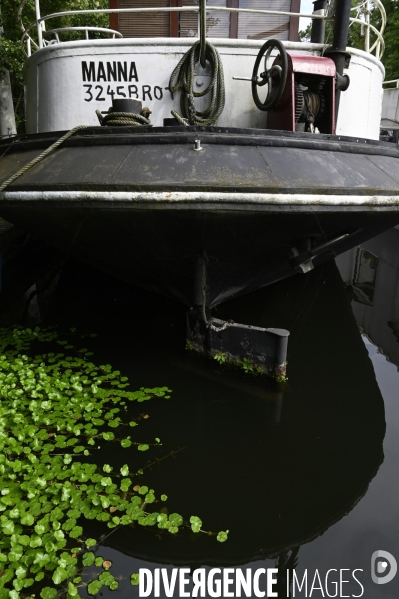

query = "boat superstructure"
[[0, 0, 398, 376], [19, 1, 385, 138]]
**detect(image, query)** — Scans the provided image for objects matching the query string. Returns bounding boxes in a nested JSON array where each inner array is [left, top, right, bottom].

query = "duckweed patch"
[[0, 327, 228, 599]]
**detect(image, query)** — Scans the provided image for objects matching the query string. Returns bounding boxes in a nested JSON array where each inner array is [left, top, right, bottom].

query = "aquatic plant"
[[211, 351, 288, 381], [213, 352, 228, 365], [0, 327, 228, 599], [213, 352, 263, 376]]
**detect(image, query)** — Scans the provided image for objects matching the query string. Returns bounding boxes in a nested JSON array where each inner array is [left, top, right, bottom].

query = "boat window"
[[180, 0, 230, 39], [112, 0, 299, 40], [118, 0, 171, 37], [237, 0, 291, 40]]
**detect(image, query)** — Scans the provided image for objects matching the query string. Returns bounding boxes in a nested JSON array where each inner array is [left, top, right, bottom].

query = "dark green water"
[[27, 228, 399, 597]]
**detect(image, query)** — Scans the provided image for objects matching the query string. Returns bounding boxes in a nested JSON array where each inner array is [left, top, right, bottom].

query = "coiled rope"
[[303, 91, 321, 124], [96, 110, 151, 127], [0, 125, 87, 195], [169, 40, 225, 127]]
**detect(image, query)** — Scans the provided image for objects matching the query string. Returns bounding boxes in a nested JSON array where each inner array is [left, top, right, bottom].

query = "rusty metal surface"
[[187, 311, 289, 380], [290, 52, 336, 76], [0, 128, 399, 195]]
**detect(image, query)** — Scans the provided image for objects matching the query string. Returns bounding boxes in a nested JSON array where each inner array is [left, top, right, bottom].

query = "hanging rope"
[[96, 110, 152, 127], [169, 40, 225, 126], [0, 126, 87, 194]]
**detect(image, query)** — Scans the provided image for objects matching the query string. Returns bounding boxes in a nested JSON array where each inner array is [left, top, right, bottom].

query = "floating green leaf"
[[69, 526, 83, 538], [52, 567, 68, 585], [169, 513, 183, 527], [82, 552, 95, 567], [40, 588, 57, 599], [68, 582, 78, 597], [190, 516, 202, 533], [138, 444, 149, 452], [88, 580, 103, 595], [217, 530, 229, 542], [131, 573, 140, 586]]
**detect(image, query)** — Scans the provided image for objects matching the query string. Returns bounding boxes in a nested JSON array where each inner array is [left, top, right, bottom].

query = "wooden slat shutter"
[[118, 0, 171, 37], [179, 0, 230, 38], [111, 0, 299, 41], [237, 0, 291, 40]]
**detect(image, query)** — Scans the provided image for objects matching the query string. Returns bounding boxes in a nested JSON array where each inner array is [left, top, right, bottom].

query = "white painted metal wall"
[[24, 38, 384, 139]]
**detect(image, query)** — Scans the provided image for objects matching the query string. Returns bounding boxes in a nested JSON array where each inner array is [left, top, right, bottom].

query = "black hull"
[[1, 126, 399, 306]]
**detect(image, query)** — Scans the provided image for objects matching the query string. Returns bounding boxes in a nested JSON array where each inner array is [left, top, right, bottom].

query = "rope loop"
[[169, 40, 225, 127], [96, 110, 152, 127]]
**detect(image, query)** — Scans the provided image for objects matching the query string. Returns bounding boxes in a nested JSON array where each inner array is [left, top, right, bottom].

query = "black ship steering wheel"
[[251, 39, 288, 111]]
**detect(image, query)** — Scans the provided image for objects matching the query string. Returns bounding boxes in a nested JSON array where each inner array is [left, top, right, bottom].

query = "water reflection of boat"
[[64, 261, 385, 565], [336, 227, 399, 368]]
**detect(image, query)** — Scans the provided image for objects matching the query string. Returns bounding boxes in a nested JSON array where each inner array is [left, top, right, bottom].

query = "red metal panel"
[[266, 54, 295, 132], [266, 52, 336, 134], [290, 53, 336, 77]]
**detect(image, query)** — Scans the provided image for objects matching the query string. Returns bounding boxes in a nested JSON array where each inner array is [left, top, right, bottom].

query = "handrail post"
[[364, 0, 370, 53], [34, 0, 43, 48]]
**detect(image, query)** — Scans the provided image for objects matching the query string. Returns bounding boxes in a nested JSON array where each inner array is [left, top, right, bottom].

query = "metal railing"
[[383, 79, 399, 89], [348, 0, 385, 58], [19, 0, 386, 60]]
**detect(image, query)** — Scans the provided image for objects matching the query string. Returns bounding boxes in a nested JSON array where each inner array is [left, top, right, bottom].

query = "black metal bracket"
[[289, 230, 363, 273], [189, 255, 289, 380], [187, 309, 289, 381], [324, 48, 352, 71]]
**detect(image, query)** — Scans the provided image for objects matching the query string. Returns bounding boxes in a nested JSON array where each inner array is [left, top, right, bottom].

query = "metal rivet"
[[193, 139, 203, 151]]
